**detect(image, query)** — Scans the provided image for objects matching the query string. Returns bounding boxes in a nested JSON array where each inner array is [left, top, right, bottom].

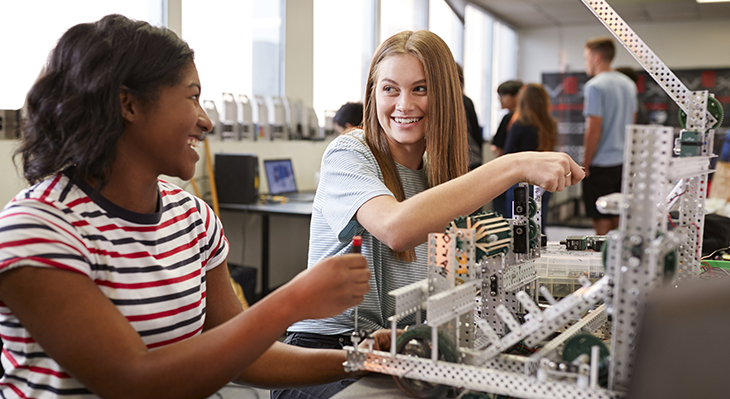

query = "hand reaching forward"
[[349, 329, 403, 379], [284, 254, 371, 321], [358, 329, 404, 352], [505, 151, 585, 192]]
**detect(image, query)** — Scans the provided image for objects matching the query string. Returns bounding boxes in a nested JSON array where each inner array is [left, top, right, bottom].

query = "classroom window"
[[0, 0, 150, 110], [379, 0, 428, 44], [463, 4, 518, 140], [312, 0, 371, 124], [429, 0, 464, 66], [464, 4, 494, 140], [181, 0, 256, 113], [492, 20, 518, 137]]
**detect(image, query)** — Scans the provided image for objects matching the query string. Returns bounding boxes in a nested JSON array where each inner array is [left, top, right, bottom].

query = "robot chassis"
[[344, 0, 723, 398]]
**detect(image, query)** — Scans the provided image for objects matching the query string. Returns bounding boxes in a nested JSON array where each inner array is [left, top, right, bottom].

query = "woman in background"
[[275, 31, 583, 399], [503, 83, 559, 225]]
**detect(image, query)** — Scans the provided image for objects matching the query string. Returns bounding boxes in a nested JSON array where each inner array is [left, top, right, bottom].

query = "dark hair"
[[456, 63, 464, 88], [18, 14, 195, 186], [497, 80, 523, 96], [333, 102, 363, 129], [615, 66, 638, 83], [585, 37, 616, 63]]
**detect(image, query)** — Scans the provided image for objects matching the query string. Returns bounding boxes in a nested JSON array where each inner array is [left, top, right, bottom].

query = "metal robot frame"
[[344, 0, 720, 397]]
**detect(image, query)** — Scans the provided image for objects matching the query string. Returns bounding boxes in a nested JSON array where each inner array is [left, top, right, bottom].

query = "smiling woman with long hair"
[[275, 31, 584, 399]]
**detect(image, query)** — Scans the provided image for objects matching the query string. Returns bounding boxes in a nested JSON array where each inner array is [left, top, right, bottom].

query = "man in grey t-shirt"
[[582, 37, 637, 235]]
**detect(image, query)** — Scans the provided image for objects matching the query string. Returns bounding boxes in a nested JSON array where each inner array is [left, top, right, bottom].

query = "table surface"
[[219, 201, 312, 216]]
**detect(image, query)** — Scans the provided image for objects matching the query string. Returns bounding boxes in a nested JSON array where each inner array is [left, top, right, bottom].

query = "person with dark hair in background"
[[456, 64, 483, 171], [0, 14, 382, 399], [615, 66, 651, 125], [491, 80, 523, 157], [503, 83, 559, 228], [333, 101, 364, 134], [582, 37, 637, 235], [490, 79, 523, 217]]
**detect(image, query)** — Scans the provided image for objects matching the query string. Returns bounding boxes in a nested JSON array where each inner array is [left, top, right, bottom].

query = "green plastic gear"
[[679, 95, 724, 130], [562, 333, 609, 362], [447, 212, 512, 259], [663, 248, 678, 281], [393, 325, 458, 399], [601, 236, 608, 272], [448, 216, 470, 252], [529, 219, 540, 249], [528, 197, 538, 218]]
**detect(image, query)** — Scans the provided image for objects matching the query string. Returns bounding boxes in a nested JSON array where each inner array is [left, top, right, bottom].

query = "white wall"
[[285, 0, 314, 106], [518, 19, 730, 83], [0, 141, 30, 205]]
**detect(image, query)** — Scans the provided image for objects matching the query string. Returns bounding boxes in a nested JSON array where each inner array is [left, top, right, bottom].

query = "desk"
[[219, 201, 313, 297]]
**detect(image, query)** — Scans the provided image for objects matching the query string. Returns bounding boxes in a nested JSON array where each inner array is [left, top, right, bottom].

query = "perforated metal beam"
[[344, 349, 622, 399]]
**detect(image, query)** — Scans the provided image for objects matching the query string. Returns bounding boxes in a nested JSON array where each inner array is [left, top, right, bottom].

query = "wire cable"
[[701, 260, 716, 277], [701, 245, 730, 260]]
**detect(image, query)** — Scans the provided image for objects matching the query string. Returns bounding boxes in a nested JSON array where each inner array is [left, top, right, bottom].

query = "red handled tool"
[[352, 235, 362, 253]]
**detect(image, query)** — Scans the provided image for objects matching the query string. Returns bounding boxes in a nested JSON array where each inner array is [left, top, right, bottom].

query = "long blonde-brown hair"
[[515, 83, 557, 152], [363, 30, 468, 261]]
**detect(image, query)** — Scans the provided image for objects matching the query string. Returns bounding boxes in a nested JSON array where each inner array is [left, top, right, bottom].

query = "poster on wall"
[[542, 73, 591, 164], [544, 68, 730, 158], [542, 68, 730, 222]]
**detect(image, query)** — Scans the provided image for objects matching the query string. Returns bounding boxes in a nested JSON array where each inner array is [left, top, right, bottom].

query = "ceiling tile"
[[468, 0, 730, 28], [698, 3, 730, 20], [645, 3, 699, 19], [481, 1, 539, 14]]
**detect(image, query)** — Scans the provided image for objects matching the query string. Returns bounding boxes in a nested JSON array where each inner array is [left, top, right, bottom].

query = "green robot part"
[[393, 325, 459, 399], [679, 95, 724, 130], [448, 212, 512, 260]]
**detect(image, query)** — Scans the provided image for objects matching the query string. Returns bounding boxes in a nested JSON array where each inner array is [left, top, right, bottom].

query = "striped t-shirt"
[[0, 169, 228, 398], [288, 130, 429, 335]]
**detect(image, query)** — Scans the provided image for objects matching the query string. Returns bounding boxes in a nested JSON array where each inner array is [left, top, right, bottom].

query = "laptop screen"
[[264, 159, 298, 195]]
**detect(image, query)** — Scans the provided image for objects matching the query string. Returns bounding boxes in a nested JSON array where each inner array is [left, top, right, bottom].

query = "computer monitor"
[[214, 153, 258, 204]]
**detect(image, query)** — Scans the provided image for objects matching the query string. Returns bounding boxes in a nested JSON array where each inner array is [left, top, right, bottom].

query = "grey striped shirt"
[[288, 130, 429, 335]]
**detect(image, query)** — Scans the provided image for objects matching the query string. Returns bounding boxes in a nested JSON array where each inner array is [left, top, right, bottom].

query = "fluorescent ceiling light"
[[697, 0, 730, 3]]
